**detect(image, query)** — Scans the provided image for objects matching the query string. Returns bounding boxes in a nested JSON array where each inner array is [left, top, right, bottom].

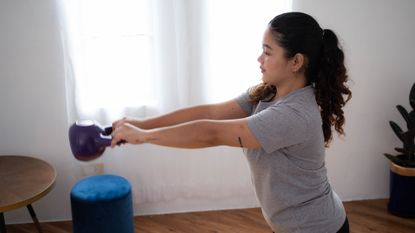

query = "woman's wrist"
[[128, 119, 144, 128], [140, 128, 158, 144]]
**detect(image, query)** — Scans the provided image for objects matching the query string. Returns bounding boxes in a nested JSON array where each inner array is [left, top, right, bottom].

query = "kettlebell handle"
[[101, 126, 126, 146], [103, 126, 113, 136]]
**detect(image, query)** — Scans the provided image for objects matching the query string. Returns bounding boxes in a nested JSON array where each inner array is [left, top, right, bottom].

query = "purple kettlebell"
[[68, 120, 113, 161]]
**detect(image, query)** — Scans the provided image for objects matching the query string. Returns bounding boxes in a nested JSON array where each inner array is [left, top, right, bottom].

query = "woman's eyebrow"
[[262, 44, 273, 50]]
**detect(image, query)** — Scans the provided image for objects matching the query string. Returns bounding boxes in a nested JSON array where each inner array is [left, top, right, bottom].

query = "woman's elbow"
[[196, 121, 221, 147]]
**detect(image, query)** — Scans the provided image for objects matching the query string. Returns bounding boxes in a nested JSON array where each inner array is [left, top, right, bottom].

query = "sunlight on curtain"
[[63, 0, 154, 116], [62, 0, 291, 118]]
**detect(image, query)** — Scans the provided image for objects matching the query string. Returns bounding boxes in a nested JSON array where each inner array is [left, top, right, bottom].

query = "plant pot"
[[388, 162, 415, 218]]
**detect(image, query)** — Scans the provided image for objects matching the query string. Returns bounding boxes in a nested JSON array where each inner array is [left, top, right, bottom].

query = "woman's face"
[[257, 28, 293, 86]]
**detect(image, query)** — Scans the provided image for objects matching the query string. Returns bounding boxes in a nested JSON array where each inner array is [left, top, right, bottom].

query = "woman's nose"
[[257, 54, 263, 63]]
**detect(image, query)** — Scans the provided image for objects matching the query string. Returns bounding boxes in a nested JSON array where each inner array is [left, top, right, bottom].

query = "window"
[[62, 0, 291, 116], [65, 0, 154, 115]]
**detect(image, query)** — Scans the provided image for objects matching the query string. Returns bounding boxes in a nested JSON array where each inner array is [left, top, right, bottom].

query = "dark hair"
[[249, 12, 352, 147]]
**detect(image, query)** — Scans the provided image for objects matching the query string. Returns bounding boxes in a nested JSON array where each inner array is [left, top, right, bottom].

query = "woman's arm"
[[110, 118, 261, 149], [113, 100, 248, 130]]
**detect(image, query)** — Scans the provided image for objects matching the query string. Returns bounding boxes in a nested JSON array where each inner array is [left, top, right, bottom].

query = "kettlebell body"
[[69, 120, 113, 161]]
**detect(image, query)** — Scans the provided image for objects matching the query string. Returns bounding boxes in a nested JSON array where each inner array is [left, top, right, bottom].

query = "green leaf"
[[409, 111, 415, 128], [410, 83, 415, 109], [384, 153, 405, 166], [384, 153, 415, 168], [394, 147, 406, 154], [389, 121, 404, 141], [396, 105, 413, 129]]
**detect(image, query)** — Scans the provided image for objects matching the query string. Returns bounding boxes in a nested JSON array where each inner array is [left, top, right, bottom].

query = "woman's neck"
[[273, 75, 307, 100]]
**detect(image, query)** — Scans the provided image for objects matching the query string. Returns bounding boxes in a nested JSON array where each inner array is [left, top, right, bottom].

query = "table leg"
[[0, 212, 6, 233], [27, 205, 43, 233]]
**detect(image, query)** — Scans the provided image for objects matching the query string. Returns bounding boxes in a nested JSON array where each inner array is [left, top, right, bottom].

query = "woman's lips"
[[260, 67, 265, 73]]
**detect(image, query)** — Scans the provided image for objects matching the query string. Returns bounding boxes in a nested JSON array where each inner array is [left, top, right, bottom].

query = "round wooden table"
[[0, 155, 56, 233]]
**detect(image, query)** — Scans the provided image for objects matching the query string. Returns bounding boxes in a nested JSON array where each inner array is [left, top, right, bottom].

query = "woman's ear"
[[290, 53, 306, 73]]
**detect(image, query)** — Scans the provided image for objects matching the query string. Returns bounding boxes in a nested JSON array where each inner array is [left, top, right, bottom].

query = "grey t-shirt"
[[235, 85, 346, 233]]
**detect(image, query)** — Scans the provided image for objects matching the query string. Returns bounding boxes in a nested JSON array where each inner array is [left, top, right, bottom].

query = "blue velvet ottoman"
[[70, 174, 134, 233]]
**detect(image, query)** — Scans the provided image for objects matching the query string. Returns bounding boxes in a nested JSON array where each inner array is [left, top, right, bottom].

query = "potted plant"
[[384, 82, 415, 218]]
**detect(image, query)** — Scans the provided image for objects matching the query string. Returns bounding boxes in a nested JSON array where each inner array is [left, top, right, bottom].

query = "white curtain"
[[58, 0, 291, 215]]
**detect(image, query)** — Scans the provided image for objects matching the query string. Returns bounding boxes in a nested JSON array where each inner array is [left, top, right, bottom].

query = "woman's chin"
[[261, 75, 270, 83], [261, 75, 280, 86]]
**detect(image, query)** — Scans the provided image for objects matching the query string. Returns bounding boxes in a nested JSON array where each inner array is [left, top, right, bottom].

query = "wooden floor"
[[5, 199, 415, 233]]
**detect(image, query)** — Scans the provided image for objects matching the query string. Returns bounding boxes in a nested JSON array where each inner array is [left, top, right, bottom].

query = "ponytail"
[[316, 29, 351, 146]]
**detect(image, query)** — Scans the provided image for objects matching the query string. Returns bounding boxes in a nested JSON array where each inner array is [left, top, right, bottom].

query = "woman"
[[111, 12, 351, 233]]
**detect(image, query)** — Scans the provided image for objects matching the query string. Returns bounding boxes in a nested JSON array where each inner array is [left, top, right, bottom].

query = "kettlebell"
[[68, 120, 115, 161]]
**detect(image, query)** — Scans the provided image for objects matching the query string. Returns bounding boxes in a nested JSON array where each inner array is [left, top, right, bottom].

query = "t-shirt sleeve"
[[247, 104, 308, 153], [235, 90, 254, 116]]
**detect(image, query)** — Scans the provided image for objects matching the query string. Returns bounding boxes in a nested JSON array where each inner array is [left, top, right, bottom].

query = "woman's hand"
[[112, 117, 142, 130], [110, 122, 148, 148]]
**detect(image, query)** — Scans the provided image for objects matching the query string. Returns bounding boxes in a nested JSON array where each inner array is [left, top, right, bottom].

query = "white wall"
[[1, 0, 414, 224], [0, 0, 76, 223], [293, 0, 415, 200]]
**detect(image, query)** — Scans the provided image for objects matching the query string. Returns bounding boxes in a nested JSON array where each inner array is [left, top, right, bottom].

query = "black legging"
[[272, 217, 349, 233], [336, 217, 349, 233]]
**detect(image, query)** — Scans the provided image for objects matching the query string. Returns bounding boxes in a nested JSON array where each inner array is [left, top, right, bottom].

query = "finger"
[[114, 120, 124, 130], [111, 126, 128, 147], [112, 138, 125, 147], [112, 120, 120, 131], [111, 129, 120, 148], [117, 140, 127, 146], [112, 117, 126, 130], [111, 135, 119, 148]]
